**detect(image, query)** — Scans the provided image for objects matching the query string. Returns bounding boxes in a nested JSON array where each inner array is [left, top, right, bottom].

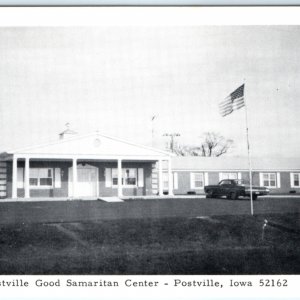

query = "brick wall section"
[[0, 162, 7, 199], [241, 171, 300, 194], [6, 160, 153, 198], [151, 162, 158, 195], [208, 172, 220, 186], [96, 161, 152, 197], [174, 170, 300, 195], [281, 172, 299, 194], [6, 161, 71, 198], [175, 172, 191, 194], [4, 159, 300, 198]]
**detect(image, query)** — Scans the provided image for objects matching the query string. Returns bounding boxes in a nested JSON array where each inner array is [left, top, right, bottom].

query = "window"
[[163, 173, 169, 190], [124, 168, 137, 186], [17, 168, 24, 188], [191, 173, 204, 189], [162, 172, 178, 190], [111, 169, 119, 186], [112, 168, 137, 187], [291, 173, 300, 188], [219, 172, 238, 180], [29, 168, 53, 188], [220, 180, 232, 185], [261, 173, 276, 188]]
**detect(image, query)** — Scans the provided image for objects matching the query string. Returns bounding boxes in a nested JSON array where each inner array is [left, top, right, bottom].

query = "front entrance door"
[[68, 164, 98, 197]]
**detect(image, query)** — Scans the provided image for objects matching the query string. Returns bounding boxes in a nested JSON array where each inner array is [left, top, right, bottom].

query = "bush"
[[187, 191, 196, 195]]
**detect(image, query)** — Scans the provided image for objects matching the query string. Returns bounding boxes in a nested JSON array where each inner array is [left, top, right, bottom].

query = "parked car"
[[204, 179, 269, 200]]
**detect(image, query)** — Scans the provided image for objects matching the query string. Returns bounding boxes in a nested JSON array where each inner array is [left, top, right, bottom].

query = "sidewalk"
[[0, 194, 299, 203]]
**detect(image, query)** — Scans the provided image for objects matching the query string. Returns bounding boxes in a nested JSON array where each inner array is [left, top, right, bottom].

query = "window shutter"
[[219, 173, 223, 182], [290, 173, 294, 188], [105, 168, 112, 187], [259, 173, 264, 187], [173, 172, 178, 189], [204, 172, 209, 186], [277, 172, 281, 188], [54, 168, 61, 188], [138, 168, 144, 187], [17, 168, 24, 188], [190, 173, 195, 189]]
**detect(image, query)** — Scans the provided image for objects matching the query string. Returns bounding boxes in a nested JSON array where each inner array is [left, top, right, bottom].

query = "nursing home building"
[[170, 156, 300, 195], [0, 133, 300, 200], [0, 132, 174, 199]]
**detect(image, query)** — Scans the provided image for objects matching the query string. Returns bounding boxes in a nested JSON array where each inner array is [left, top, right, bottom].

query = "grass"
[[0, 212, 299, 274]]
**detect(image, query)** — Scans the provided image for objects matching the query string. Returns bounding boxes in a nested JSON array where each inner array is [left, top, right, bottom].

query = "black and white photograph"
[[0, 8, 299, 276]]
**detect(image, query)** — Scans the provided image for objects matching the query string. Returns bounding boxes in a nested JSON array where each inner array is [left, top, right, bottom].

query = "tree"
[[174, 132, 233, 157], [172, 144, 190, 156]]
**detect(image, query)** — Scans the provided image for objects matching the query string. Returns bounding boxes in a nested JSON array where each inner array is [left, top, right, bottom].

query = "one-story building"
[[0, 133, 299, 199], [166, 156, 300, 195], [0, 132, 174, 199]]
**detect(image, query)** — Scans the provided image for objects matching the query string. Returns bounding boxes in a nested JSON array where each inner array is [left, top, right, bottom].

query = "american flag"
[[219, 84, 245, 117]]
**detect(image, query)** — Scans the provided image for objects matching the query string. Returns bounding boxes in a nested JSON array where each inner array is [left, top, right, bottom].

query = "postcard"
[[0, 6, 299, 300]]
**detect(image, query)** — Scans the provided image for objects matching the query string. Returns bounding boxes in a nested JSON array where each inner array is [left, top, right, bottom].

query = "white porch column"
[[24, 157, 30, 198], [158, 159, 163, 196], [72, 158, 77, 198], [12, 156, 18, 199], [117, 159, 123, 197], [168, 159, 174, 196]]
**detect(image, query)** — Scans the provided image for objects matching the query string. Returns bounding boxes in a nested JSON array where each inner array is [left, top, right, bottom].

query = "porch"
[[8, 155, 174, 199]]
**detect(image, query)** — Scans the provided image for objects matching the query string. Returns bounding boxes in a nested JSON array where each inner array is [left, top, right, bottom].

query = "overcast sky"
[[0, 26, 299, 157]]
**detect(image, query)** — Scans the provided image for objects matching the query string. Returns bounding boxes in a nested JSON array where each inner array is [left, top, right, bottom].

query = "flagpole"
[[243, 81, 254, 216]]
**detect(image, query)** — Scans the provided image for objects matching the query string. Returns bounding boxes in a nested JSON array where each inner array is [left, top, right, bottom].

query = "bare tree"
[[174, 132, 233, 157], [199, 132, 233, 157], [173, 144, 190, 156]]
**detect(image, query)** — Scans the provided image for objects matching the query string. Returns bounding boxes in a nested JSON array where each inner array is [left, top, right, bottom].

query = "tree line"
[[165, 132, 233, 157]]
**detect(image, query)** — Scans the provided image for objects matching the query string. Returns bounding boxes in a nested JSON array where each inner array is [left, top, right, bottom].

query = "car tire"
[[206, 190, 214, 198], [230, 192, 238, 200]]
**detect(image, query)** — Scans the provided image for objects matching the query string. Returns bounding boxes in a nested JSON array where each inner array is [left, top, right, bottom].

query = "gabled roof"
[[171, 156, 300, 171], [6, 132, 172, 158]]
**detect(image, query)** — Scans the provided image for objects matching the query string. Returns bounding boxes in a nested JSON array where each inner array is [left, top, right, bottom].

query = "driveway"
[[0, 197, 299, 225]]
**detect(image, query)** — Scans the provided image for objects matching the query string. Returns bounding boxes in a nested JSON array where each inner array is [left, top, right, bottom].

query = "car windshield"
[[233, 179, 249, 185]]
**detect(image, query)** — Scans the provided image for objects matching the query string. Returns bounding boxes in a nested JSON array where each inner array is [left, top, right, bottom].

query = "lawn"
[[0, 213, 299, 274]]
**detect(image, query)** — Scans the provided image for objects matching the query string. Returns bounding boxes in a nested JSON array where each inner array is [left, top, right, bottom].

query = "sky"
[[0, 26, 300, 157]]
